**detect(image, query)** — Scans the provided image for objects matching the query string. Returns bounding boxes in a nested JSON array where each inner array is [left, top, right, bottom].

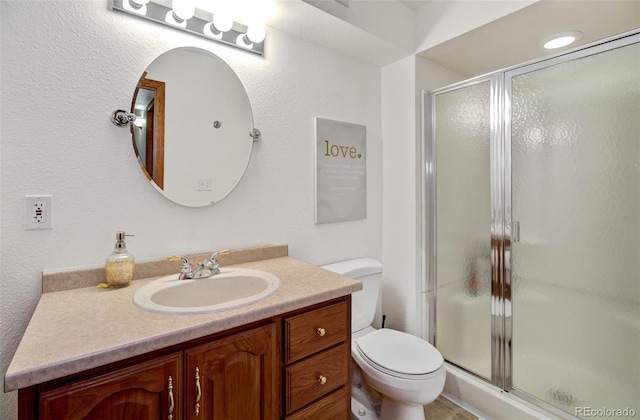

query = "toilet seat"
[[355, 329, 444, 380]]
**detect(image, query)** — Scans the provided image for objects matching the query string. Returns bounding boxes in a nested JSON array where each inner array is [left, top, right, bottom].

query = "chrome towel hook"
[[111, 110, 136, 127]]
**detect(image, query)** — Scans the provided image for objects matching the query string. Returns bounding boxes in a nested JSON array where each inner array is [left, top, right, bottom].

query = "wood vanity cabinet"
[[23, 323, 277, 420], [19, 297, 351, 420], [37, 352, 182, 420]]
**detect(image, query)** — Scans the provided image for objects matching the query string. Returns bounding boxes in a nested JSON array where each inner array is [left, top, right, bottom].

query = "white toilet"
[[322, 258, 446, 420]]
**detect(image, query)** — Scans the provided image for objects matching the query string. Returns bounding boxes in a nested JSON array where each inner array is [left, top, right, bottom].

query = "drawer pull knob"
[[316, 327, 326, 337], [318, 375, 327, 385]]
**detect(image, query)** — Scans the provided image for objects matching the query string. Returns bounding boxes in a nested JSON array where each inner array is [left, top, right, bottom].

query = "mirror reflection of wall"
[[131, 47, 255, 207]]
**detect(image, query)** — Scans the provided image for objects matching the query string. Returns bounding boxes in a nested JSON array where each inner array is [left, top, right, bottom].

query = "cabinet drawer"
[[285, 343, 349, 414], [285, 386, 350, 420], [285, 300, 348, 363]]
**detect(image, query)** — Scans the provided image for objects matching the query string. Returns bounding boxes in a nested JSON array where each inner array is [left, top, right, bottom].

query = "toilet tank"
[[321, 258, 382, 333]]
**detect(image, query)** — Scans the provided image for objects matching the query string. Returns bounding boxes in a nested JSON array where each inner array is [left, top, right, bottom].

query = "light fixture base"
[[112, 0, 265, 55]]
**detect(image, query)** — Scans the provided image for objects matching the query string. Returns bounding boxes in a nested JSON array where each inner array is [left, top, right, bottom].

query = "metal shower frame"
[[421, 29, 639, 415]]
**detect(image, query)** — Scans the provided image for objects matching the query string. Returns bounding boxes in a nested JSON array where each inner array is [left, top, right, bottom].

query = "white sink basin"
[[133, 268, 280, 315]]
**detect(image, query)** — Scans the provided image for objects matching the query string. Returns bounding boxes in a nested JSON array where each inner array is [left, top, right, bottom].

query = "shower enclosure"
[[424, 32, 640, 417]]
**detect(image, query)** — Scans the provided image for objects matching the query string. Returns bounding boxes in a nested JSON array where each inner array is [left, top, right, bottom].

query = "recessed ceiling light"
[[542, 31, 583, 50]]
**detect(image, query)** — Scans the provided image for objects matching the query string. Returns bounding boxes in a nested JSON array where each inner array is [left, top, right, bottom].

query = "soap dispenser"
[[105, 231, 135, 287]]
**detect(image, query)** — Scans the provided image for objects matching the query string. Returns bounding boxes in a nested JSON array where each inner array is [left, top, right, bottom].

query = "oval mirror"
[[131, 47, 254, 207]]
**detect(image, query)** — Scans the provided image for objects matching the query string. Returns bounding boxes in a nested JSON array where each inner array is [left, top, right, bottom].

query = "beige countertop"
[[5, 253, 361, 391]]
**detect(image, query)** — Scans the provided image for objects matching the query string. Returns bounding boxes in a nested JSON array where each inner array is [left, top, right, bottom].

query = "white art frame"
[[314, 117, 367, 224]]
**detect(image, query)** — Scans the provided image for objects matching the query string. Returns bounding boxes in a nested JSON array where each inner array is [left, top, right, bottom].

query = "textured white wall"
[[381, 55, 462, 337], [381, 56, 420, 334], [377, 1, 541, 339], [0, 1, 382, 417]]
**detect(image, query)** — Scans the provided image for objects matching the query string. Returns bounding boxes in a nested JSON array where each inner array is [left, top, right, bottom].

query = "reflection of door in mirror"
[[132, 72, 165, 189]]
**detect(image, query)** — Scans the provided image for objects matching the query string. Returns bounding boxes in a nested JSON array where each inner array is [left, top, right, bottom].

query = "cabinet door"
[[39, 352, 182, 420], [185, 323, 278, 420]]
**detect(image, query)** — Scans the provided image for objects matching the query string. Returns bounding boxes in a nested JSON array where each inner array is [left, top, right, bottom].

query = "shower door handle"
[[513, 221, 520, 243]]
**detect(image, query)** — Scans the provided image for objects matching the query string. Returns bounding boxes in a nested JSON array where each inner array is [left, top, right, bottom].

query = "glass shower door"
[[508, 38, 640, 415], [432, 79, 493, 381]]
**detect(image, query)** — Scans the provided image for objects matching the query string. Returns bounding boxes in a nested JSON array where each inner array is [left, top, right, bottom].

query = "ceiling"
[[419, 0, 640, 78], [398, 0, 429, 11]]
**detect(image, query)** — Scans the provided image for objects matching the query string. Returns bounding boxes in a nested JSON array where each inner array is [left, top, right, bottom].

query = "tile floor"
[[424, 396, 478, 420]]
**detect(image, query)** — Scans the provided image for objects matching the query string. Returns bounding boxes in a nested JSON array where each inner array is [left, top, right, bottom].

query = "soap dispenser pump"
[[105, 231, 135, 287]]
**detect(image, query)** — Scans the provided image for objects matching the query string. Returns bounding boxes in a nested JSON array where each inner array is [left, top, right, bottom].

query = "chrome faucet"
[[168, 250, 229, 280], [193, 250, 229, 278], [168, 256, 195, 280]]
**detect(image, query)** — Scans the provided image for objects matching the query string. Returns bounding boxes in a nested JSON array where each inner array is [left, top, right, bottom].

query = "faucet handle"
[[194, 250, 230, 278], [168, 255, 194, 279], [211, 250, 230, 259], [209, 250, 230, 268]]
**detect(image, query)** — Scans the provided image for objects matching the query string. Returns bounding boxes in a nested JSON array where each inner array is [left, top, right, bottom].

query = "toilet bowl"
[[321, 258, 445, 420], [352, 327, 445, 419]]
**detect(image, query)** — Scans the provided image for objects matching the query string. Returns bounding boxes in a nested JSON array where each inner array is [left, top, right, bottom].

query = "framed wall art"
[[314, 117, 367, 224]]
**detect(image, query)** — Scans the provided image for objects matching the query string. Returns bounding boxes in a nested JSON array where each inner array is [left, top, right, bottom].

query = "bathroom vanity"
[[5, 246, 360, 419]]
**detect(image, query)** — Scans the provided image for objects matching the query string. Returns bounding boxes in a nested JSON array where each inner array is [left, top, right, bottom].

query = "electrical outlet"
[[25, 195, 53, 230]]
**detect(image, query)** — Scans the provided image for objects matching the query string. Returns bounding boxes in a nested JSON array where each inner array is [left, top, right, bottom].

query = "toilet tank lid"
[[321, 258, 382, 278]]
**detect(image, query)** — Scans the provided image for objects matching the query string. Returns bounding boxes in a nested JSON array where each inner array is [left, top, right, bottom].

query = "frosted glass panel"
[[435, 80, 492, 380], [511, 42, 640, 416]]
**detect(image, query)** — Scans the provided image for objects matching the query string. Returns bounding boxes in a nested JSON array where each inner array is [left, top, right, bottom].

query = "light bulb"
[[544, 36, 575, 49], [212, 15, 233, 33], [246, 24, 266, 44], [172, 0, 195, 21], [541, 31, 582, 50]]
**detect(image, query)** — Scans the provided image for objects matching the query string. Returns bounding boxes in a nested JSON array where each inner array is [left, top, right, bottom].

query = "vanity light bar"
[[112, 0, 265, 55]]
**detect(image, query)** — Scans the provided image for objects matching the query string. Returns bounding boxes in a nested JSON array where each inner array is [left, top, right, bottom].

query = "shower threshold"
[[443, 363, 575, 420]]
